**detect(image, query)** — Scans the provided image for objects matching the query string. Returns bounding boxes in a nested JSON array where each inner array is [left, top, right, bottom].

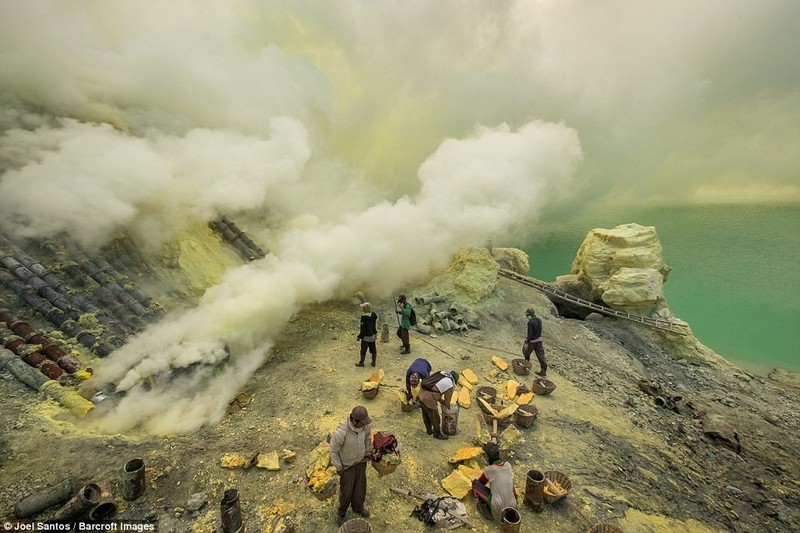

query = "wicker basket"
[[587, 524, 623, 533], [308, 482, 337, 501], [476, 386, 497, 404], [478, 397, 502, 416], [513, 404, 538, 428], [542, 470, 572, 504], [338, 518, 372, 533], [531, 378, 556, 396], [512, 358, 531, 376], [370, 459, 398, 477], [362, 386, 379, 400]]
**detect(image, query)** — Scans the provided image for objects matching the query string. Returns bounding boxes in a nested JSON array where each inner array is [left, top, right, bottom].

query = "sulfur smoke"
[[1, 1, 798, 431]]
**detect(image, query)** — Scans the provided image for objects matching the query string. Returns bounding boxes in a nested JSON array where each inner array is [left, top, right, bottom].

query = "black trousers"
[[420, 403, 442, 436], [359, 340, 377, 364], [523, 340, 547, 374], [338, 461, 367, 516], [397, 326, 410, 350]]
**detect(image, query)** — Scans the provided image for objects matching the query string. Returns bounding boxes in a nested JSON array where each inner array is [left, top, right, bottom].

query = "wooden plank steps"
[[498, 269, 690, 336]]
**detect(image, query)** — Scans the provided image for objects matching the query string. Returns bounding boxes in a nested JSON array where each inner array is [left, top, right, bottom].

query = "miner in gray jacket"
[[329, 405, 373, 526]]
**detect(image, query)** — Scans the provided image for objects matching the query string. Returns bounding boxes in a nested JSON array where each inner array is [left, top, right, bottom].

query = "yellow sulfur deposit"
[[307, 466, 338, 493], [256, 451, 280, 471], [457, 387, 471, 408], [516, 392, 534, 405], [441, 469, 473, 499], [505, 380, 520, 400], [220, 454, 247, 469], [458, 374, 473, 390], [478, 398, 498, 417], [461, 368, 479, 384], [305, 441, 331, 476], [362, 381, 379, 391], [397, 390, 410, 405], [305, 441, 338, 494], [74, 369, 93, 381], [496, 403, 518, 419], [368, 369, 385, 384], [492, 356, 509, 371], [449, 447, 484, 463], [544, 480, 566, 497], [457, 463, 483, 480]]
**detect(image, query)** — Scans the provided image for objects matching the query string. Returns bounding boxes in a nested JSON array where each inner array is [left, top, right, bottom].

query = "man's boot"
[[433, 433, 449, 440]]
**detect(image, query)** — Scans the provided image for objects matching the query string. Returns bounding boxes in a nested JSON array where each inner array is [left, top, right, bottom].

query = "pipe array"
[[211, 215, 267, 261]]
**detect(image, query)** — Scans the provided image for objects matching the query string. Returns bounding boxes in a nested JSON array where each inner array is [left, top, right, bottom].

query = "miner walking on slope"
[[356, 302, 379, 367], [395, 294, 413, 354], [523, 307, 547, 376], [329, 406, 373, 526]]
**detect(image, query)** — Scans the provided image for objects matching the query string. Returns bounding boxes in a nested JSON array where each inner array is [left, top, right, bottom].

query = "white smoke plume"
[[92, 120, 581, 433], [1, 1, 798, 431]]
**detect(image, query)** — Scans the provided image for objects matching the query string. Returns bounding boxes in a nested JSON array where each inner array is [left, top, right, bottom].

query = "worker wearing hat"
[[330, 406, 373, 526], [417, 370, 459, 440], [395, 294, 413, 354]]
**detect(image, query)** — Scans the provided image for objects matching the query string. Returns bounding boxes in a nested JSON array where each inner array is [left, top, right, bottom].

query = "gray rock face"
[[571, 223, 672, 315]]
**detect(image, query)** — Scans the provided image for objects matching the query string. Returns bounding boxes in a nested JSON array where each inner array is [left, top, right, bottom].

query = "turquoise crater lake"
[[520, 203, 800, 376]]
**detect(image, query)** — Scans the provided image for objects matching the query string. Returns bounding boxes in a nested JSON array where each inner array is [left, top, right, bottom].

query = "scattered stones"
[[186, 493, 207, 512]]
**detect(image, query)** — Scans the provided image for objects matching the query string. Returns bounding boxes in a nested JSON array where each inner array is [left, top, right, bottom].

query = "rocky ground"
[[1, 268, 799, 533]]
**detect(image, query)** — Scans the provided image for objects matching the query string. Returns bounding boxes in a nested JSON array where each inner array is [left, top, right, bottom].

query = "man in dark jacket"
[[405, 357, 432, 401], [522, 307, 547, 376], [356, 302, 379, 367]]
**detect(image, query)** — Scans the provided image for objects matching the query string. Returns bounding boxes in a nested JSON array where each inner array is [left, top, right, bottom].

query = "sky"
[[0, 0, 798, 432]]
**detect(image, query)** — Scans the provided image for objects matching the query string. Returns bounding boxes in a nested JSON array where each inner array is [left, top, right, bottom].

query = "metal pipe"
[[40, 381, 95, 417], [500, 507, 521, 533], [49, 483, 101, 521], [14, 479, 73, 518], [3, 353, 50, 390], [122, 459, 146, 501], [220, 489, 244, 533], [525, 470, 545, 512], [88, 501, 117, 521]]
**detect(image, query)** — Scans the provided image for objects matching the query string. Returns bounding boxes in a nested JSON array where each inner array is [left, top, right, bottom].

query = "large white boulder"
[[571, 223, 672, 315]]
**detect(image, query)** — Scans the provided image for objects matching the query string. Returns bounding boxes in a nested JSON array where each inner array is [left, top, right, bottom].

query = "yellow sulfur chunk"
[[516, 392, 534, 405], [478, 398, 498, 417], [496, 403, 518, 419], [461, 368, 479, 384], [362, 381, 379, 391], [368, 369, 385, 384], [449, 447, 484, 463], [544, 480, 566, 496], [505, 380, 520, 400], [397, 390, 410, 405], [458, 375, 474, 390], [458, 387, 471, 408], [441, 469, 473, 499], [492, 356, 509, 371], [457, 463, 483, 480]]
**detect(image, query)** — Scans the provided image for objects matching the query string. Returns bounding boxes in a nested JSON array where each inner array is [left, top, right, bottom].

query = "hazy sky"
[[1, 1, 798, 432]]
